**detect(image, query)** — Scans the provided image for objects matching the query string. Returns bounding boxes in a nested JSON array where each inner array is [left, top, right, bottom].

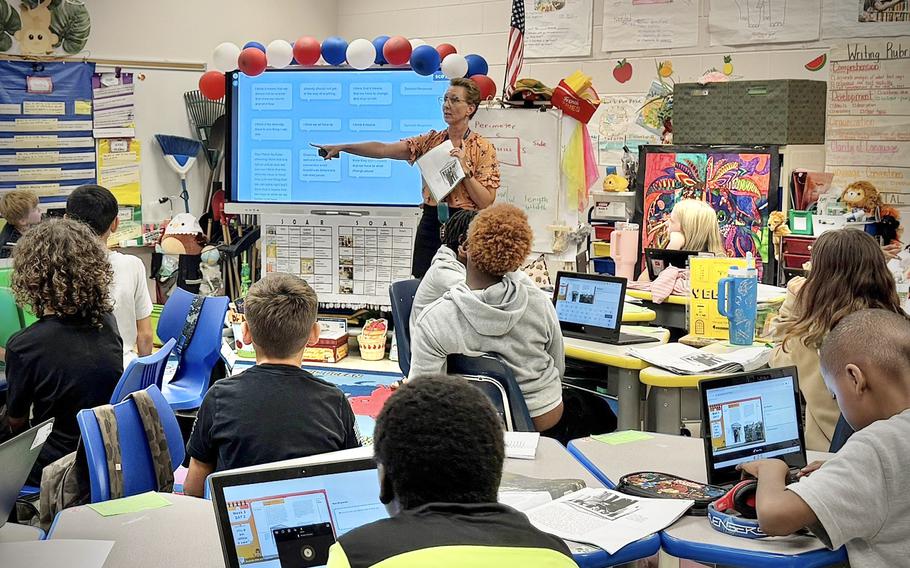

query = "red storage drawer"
[[782, 235, 815, 257], [593, 225, 615, 240], [783, 253, 811, 270]]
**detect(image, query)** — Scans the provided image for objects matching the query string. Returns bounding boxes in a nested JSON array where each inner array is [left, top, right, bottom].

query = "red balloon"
[[199, 71, 225, 101], [383, 35, 412, 66], [436, 43, 457, 60], [470, 74, 496, 101], [238, 47, 268, 76], [293, 36, 321, 65]]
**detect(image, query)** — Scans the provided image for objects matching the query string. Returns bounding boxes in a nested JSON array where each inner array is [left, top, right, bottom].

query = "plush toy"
[[160, 213, 206, 255], [840, 180, 882, 216], [768, 210, 790, 245], [199, 245, 223, 296], [602, 173, 629, 192]]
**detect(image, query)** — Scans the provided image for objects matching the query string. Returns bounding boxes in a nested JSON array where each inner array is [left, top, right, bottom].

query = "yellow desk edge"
[[626, 290, 689, 306], [564, 328, 671, 370]]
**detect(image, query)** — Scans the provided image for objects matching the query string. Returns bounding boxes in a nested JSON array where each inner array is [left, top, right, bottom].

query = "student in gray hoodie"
[[409, 204, 565, 432], [409, 209, 478, 330]]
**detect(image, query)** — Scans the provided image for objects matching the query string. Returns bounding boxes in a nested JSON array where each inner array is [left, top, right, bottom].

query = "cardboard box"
[[673, 80, 827, 145], [302, 318, 349, 363]]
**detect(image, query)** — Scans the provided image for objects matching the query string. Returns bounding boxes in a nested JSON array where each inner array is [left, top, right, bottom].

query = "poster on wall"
[[823, 0, 910, 38], [525, 0, 593, 58], [601, 0, 699, 52], [708, 0, 821, 45], [636, 145, 779, 265], [825, 37, 910, 217], [590, 94, 661, 167]]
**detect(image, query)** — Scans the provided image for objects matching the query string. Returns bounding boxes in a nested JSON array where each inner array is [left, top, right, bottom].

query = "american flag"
[[503, 0, 525, 99]]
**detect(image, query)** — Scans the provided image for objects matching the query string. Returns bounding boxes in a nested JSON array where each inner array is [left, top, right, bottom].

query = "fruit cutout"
[[722, 56, 733, 76], [613, 59, 633, 84], [658, 60, 673, 78], [805, 54, 827, 72]]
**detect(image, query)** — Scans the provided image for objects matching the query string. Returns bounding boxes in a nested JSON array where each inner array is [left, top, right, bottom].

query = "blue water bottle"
[[717, 253, 758, 346]]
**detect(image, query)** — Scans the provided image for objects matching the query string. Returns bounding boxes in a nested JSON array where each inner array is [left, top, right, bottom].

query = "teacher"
[[314, 78, 500, 278]]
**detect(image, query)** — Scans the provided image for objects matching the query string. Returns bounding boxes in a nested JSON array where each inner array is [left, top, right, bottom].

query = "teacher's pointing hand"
[[311, 143, 342, 160]]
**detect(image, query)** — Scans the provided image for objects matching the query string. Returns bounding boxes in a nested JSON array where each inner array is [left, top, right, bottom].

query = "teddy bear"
[[768, 210, 790, 245], [840, 180, 882, 217]]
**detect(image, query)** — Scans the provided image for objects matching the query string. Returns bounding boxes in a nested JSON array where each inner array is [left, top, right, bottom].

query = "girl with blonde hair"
[[667, 199, 726, 255]]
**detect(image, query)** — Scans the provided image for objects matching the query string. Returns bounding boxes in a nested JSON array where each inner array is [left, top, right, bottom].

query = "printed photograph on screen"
[[859, 0, 909, 22], [567, 492, 639, 521], [579, 292, 595, 305], [708, 396, 766, 451]]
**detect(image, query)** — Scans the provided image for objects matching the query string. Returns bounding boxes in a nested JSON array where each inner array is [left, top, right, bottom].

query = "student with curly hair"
[[327, 377, 576, 567], [409, 204, 564, 431], [6, 219, 123, 485]]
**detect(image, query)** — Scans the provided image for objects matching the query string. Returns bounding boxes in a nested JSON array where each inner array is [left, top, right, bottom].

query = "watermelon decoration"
[[805, 54, 826, 72]]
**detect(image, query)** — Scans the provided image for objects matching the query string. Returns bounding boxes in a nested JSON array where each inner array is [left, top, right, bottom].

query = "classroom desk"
[[568, 433, 848, 568], [621, 302, 657, 323], [564, 326, 670, 431], [625, 290, 689, 330], [0, 522, 44, 542], [232, 351, 403, 376], [639, 342, 771, 434], [47, 493, 222, 568]]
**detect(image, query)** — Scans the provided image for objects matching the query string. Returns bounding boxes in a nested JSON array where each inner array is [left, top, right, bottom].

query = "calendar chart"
[[262, 211, 420, 308]]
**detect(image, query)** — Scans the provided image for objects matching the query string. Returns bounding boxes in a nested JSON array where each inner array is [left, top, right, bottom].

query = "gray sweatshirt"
[[409, 245, 465, 331], [409, 271, 564, 418]]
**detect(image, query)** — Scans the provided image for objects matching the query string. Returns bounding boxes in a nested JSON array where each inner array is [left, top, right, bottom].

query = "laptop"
[[0, 418, 54, 526], [552, 271, 659, 346], [699, 367, 808, 487], [643, 248, 701, 280], [210, 458, 386, 568]]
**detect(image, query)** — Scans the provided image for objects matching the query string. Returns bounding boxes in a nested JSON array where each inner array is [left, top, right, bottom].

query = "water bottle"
[[717, 253, 758, 346], [609, 222, 640, 281]]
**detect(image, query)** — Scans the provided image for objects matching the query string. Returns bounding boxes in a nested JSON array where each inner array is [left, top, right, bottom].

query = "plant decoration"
[[640, 60, 674, 143], [1, 0, 90, 55]]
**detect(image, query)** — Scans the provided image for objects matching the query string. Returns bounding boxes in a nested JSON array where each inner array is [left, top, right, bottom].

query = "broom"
[[155, 134, 203, 214]]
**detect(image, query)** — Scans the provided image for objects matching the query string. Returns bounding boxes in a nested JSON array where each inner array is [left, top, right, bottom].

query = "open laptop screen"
[[702, 370, 806, 484], [212, 459, 386, 568], [554, 273, 624, 332]]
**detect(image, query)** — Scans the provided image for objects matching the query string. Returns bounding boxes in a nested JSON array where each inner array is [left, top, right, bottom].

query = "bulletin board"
[[0, 61, 96, 205]]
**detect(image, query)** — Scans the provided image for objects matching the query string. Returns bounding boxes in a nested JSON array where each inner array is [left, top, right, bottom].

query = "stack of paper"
[[504, 431, 540, 460], [415, 140, 465, 202], [627, 343, 771, 375], [526, 487, 692, 554]]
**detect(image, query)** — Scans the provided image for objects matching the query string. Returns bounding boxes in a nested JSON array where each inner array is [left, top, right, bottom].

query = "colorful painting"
[[638, 146, 779, 262]]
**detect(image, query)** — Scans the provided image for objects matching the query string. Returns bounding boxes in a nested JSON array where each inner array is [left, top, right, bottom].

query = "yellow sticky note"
[[592, 431, 654, 445], [87, 491, 172, 517], [75, 100, 92, 115]]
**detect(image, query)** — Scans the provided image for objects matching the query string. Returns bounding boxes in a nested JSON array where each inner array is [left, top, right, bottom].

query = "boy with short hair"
[[66, 184, 154, 364], [741, 308, 910, 566], [183, 273, 359, 497], [0, 188, 41, 258], [327, 376, 576, 567]]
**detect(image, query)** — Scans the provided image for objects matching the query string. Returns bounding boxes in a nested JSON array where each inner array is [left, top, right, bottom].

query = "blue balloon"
[[321, 36, 348, 66], [243, 41, 266, 53], [372, 36, 390, 65], [410, 45, 441, 76], [465, 54, 488, 78]]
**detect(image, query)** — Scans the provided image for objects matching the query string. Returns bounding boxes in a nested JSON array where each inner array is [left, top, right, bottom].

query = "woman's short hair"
[[450, 78, 481, 118]]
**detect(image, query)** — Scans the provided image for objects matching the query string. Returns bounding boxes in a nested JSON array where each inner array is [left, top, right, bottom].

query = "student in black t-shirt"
[[6, 219, 123, 486], [183, 273, 360, 497]]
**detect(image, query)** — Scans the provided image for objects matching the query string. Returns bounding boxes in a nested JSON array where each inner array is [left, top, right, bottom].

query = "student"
[[740, 309, 910, 566], [409, 204, 564, 432], [409, 209, 477, 328], [666, 199, 726, 254], [184, 273, 359, 497], [327, 376, 576, 568], [6, 219, 123, 486], [769, 229, 902, 451], [0, 189, 41, 258], [66, 185, 154, 364]]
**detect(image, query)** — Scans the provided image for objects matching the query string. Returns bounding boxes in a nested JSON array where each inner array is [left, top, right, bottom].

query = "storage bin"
[[592, 241, 611, 257], [592, 257, 615, 275], [593, 225, 615, 240]]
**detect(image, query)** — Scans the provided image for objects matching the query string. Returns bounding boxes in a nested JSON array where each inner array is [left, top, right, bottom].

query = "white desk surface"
[[48, 493, 222, 568], [570, 433, 832, 555], [0, 522, 43, 542]]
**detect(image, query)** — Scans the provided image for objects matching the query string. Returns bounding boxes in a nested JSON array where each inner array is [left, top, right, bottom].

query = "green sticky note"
[[88, 491, 173, 517], [592, 431, 654, 445]]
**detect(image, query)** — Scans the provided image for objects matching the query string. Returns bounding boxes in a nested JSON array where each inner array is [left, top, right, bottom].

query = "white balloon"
[[409, 38, 426, 50], [212, 42, 241, 72], [346, 38, 376, 71], [441, 53, 468, 79], [266, 39, 293, 69]]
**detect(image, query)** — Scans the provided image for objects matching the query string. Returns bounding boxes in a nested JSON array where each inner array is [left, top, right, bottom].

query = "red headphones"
[[707, 480, 768, 539]]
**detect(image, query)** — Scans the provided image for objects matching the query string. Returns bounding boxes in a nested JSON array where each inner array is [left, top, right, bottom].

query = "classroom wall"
[[337, 0, 832, 98], [82, 0, 337, 221]]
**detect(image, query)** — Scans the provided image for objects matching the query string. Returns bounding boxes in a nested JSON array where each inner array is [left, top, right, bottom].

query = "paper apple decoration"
[[613, 59, 632, 84]]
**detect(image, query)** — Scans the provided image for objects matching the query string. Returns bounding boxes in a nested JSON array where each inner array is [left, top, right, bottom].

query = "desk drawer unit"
[[781, 235, 815, 270]]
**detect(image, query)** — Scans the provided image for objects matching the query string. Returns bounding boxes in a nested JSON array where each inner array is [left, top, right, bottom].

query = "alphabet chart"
[[261, 211, 420, 308]]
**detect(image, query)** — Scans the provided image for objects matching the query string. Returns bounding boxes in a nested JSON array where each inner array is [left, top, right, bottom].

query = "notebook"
[[553, 272, 659, 346], [210, 458, 386, 568], [699, 367, 808, 487]]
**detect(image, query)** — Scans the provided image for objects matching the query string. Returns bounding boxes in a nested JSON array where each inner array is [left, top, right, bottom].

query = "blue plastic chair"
[[157, 287, 229, 411], [448, 353, 535, 432], [389, 279, 420, 376], [76, 385, 185, 503], [110, 338, 177, 404]]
